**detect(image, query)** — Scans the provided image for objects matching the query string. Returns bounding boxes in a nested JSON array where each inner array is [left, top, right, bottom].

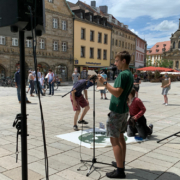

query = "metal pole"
[[93, 80, 96, 163], [19, 30, 28, 180]]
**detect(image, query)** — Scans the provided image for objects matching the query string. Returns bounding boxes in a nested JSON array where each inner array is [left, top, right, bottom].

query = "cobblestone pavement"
[[0, 82, 180, 180]]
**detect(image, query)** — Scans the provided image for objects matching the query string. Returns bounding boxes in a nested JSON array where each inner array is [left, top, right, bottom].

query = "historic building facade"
[[146, 41, 171, 66], [0, 0, 74, 81], [68, 1, 111, 74], [135, 36, 147, 68], [163, 19, 180, 69]]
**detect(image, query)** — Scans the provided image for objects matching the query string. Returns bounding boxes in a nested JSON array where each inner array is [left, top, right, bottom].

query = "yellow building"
[[68, 1, 111, 73]]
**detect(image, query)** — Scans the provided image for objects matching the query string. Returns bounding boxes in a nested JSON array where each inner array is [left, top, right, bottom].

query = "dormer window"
[[80, 12, 83, 19], [163, 44, 166, 46], [149, 50, 151, 53], [97, 19, 100, 24], [156, 45, 159, 48], [156, 49, 159, 52], [104, 21, 106, 26], [162, 48, 166, 52], [90, 15, 93, 22]]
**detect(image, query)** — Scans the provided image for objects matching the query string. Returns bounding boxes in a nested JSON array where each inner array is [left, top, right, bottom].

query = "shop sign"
[[86, 62, 101, 65]]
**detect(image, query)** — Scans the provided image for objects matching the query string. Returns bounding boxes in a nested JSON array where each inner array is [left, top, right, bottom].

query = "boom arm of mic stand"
[[61, 90, 74, 98]]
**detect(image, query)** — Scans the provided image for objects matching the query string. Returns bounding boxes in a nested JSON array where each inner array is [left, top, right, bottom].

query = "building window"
[[156, 49, 159, 52], [104, 21, 106, 26], [176, 61, 179, 68], [90, 30, 94, 41], [97, 49, 101, 59], [48, 0, 53, 3], [26, 40, 32, 48], [81, 46, 85, 57], [173, 42, 175, 49], [128, 43, 130, 49], [131, 44, 132, 50], [115, 40, 118, 46], [112, 51, 114, 59], [104, 34, 108, 44], [97, 19, 100, 24], [103, 50, 107, 60], [81, 28, 85, 39], [53, 18, 58, 29], [53, 41, 58, 51], [62, 42, 67, 52], [178, 41, 180, 48], [62, 20, 67, 30], [0, 36, 5, 45], [39, 39, 45, 49], [12, 38, 18, 46], [122, 41, 124, 48], [90, 15, 93, 22], [90, 48, 94, 58], [112, 38, 114, 46], [98, 33, 102, 43], [119, 41, 121, 47], [80, 12, 83, 19]]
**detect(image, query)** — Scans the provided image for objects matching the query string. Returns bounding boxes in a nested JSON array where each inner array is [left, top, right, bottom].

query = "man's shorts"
[[70, 95, 89, 111], [100, 88, 106, 94], [106, 111, 128, 138]]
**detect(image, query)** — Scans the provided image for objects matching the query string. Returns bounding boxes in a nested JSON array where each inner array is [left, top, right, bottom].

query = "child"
[[127, 88, 153, 139]]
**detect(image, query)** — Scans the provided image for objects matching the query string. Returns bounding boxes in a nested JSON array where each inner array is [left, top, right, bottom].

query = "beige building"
[[109, 20, 136, 68], [0, 0, 74, 81], [163, 19, 180, 69]]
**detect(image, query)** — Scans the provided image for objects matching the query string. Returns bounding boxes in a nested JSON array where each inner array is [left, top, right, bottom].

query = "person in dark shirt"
[[70, 77, 94, 131], [15, 66, 31, 103], [133, 73, 141, 98]]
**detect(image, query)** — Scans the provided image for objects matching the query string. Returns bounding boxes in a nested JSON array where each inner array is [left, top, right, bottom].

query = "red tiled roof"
[[146, 41, 171, 55]]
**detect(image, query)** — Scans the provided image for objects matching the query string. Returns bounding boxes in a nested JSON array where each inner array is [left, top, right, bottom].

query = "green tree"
[[146, 59, 152, 67], [157, 59, 173, 68]]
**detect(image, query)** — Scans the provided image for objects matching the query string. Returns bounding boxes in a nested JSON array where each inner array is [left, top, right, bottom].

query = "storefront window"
[[54, 65, 67, 81]]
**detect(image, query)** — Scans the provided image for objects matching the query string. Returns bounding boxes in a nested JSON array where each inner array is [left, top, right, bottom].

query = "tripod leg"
[[86, 163, 95, 177], [157, 132, 180, 143]]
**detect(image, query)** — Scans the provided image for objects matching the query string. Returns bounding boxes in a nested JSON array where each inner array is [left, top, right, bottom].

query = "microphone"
[[112, 66, 117, 71]]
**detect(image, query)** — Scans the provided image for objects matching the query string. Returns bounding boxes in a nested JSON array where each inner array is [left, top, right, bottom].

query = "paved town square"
[[0, 82, 180, 180]]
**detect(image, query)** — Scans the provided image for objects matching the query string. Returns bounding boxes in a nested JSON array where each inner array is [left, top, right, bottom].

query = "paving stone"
[[0, 156, 21, 170], [3, 167, 44, 180]]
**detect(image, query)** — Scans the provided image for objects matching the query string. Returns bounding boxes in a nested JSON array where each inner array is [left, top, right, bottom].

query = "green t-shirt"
[[109, 70, 133, 114]]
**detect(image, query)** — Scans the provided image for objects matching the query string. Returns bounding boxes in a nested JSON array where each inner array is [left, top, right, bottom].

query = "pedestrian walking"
[[28, 70, 35, 97], [40, 73, 45, 94], [162, 73, 171, 106], [14, 66, 31, 103], [133, 73, 141, 97], [72, 68, 80, 84], [99, 71, 108, 100], [47, 69, 55, 95], [33, 67, 45, 96]]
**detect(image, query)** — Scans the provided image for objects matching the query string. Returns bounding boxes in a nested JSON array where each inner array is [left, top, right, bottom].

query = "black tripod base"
[[157, 131, 180, 143], [80, 158, 113, 176]]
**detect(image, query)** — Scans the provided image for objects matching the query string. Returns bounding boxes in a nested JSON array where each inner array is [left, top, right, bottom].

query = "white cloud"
[[131, 29, 138, 35], [109, 0, 180, 20]]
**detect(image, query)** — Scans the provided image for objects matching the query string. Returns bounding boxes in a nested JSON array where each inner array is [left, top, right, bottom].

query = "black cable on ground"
[[28, 4, 49, 180]]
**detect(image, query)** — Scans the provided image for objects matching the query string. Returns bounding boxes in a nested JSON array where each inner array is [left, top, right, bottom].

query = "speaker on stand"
[[0, 1, 45, 180]]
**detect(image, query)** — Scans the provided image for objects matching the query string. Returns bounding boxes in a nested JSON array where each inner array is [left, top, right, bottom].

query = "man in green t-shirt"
[[98, 51, 133, 179]]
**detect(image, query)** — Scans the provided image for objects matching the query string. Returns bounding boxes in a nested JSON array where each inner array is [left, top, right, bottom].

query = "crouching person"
[[127, 88, 153, 139], [70, 76, 94, 131]]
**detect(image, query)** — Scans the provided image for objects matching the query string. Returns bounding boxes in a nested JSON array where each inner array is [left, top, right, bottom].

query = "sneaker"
[[26, 101, 31, 103], [165, 103, 168, 106], [106, 170, 126, 179], [78, 120, 88, 124], [162, 103, 165, 105], [105, 97, 108, 100], [73, 125, 78, 131], [101, 97, 103, 99]]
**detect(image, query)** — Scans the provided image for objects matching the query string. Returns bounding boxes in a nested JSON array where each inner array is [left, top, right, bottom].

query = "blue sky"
[[68, 0, 180, 48]]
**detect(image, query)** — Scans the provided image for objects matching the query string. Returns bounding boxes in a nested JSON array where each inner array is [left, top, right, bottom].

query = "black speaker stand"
[[80, 79, 113, 177], [19, 30, 28, 180], [157, 131, 180, 143]]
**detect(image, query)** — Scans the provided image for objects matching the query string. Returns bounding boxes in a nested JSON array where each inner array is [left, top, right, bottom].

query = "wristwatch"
[[103, 81, 107, 85]]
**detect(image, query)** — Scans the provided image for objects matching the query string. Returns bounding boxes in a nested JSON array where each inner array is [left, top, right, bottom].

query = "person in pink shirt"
[[127, 88, 153, 139]]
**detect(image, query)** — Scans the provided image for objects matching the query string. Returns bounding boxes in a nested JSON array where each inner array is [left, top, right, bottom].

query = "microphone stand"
[[80, 78, 113, 177]]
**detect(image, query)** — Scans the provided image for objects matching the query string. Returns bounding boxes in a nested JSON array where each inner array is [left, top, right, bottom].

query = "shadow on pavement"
[[167, 104, 180, 106]]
